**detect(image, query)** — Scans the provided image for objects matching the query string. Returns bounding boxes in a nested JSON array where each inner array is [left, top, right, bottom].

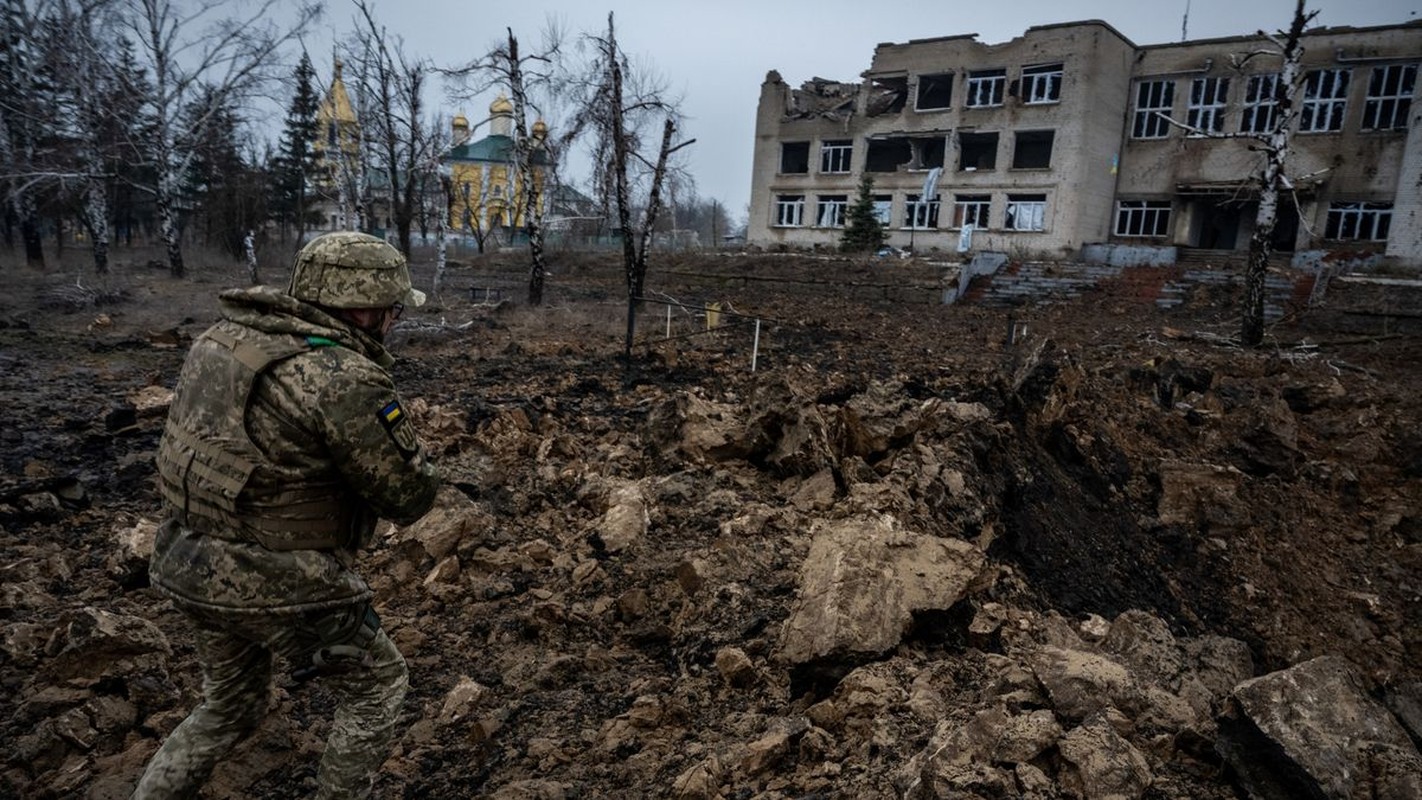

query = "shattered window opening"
[[916, 73, 954, 110], [865, 138, 913, 172], [780, 142, 810, 174], [966, 69, 1007, 108], [774, 194, 805, 227], [1011, 130, 1054, 169], [1362, 64, 1416, 131], [1240, 73, 1280, 133], [1021, 63, 1063, 104], [914, 138, 946, 170], [1325, 201, 1392, 240], [1114, 200, 1171, 237], [820, 140, 853, 173], [1187, 77, 1230, 134], [868, 75, 908, 116], [1005, 194, 1046, 231], [1300, 68, 1350, 133], [905, 193, 941, 229], [872, 195, 892, 226], [816, 195, 849, 228], [958, 131, 999, 171], [1132, 79, 1175, 139], [953, 194, 991, 229]]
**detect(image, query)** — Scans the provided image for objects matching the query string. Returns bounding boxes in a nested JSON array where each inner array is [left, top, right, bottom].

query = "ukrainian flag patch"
[[380, 400, 404, 426]]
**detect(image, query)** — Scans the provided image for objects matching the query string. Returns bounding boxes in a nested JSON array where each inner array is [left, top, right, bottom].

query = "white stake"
[[751, 318, 761, 372], [666, 304, 672, 339]]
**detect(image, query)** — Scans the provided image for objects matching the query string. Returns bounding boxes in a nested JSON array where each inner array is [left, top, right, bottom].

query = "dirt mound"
[[2, 253, 1419, 798]]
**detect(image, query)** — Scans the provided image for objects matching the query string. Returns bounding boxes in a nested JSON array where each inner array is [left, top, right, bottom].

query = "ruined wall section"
[[1121, 25, 1422, 254], [1389, 100, 1422, 264]]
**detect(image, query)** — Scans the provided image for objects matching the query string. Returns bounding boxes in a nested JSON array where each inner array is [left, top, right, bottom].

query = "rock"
[[1102, 610, 1186, 689], [649, 393, 748, 462], [741, 729, 791, 776], [1032, 646, 1144, 724], [671, 755, 723, 799], [714, 647, 757, 688], [437, 676, 487, 725], [489, 779, 569, 800], [1384, 682, 1422, 744], [39, 607, 169, 685], [1180, 635, 1254, 702], [1079, 613, 1111, 642], [595, 483, 649, 554], [779, 515, 986, 664], [1156, 461, 1244, 527], [394, 487, 487, 560], [675, 558, 710, 595], [128, 385, 173, 417], [788, 467, 836, 511], [1218, 655, 1422, 800], [1059, 717, 1154, 799], [423, 555, 460, 586]]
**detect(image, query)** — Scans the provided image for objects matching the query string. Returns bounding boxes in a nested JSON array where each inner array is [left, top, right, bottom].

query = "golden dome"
[[489, 94, 513, 115], [531, 119, 548, 138], [452, 113, 469, 128]]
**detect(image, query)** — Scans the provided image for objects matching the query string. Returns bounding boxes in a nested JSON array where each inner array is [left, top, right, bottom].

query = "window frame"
[[904, 193, 941, 229], [1005, 194, 1047, 232], [1299, 68, 1350, 133], [819, 140, 853, 173], [966, 69, 1007, 108], [1021, 63, 1064, 105], [1240, 73, 1280, 133], [1324, 201, 1392, 241], [1187, 76, 1230, 134], [1114, 200, 1172, 237], [815, 194, 849, 228], [1011, 129, 1054, 170], [871, 195, 892, 226], [1132, 79, 1176, 139], [915, 72, 954, 111], [952, 194, 991, 230], [779, 141, 810, 174], [1362, 64, 1417, 131], [773, 194, 805, 227]]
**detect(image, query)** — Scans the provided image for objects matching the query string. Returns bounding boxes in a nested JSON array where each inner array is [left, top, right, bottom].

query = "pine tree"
[[840, 175, 885, 253], [271, 52, 320, 243]]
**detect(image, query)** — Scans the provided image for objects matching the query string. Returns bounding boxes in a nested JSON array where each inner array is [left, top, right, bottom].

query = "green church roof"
[[444, 134, 550, 166]]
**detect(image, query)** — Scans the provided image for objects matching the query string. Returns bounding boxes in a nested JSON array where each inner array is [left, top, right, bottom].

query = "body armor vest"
[[156, 323, 359, 551]]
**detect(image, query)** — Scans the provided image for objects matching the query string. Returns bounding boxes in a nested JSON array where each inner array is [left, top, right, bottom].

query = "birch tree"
[[0, 0, 54, 268], [123, 0, 318, 277]]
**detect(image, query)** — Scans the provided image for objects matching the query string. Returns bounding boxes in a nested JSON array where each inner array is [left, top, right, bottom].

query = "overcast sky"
[[295, 0, 1419, 218]]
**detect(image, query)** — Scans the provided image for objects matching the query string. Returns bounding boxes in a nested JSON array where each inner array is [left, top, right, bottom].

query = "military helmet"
[[288, 231, 426, 309]]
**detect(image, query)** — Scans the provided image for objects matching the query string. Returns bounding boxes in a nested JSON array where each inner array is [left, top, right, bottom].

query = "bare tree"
[[123, 0, 319, 277], [1154, 0, 1318, 346], [577, 12, 694, 355], [346, 0, 437, 260], [0, 0, 55, 268], [446, 24, 569, 306]]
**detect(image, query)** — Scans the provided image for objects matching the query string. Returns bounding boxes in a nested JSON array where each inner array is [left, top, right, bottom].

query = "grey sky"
[[299, 0, 1419, 218]]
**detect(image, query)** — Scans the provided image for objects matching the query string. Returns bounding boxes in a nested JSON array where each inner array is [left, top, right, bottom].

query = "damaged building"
[[746, 19, 1422, 267]]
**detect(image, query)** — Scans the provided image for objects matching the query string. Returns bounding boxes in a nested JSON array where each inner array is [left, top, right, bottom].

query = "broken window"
[[916, 73, 954, 110], [865, 138, 912, 172], [906, 193, 940, 229], [1114, 200, 1171, 237], [966, 69, 1006, 108], [1005, 194, 1046, 231], [1325, 201, 1391, 240], [820, 140, 852, 173], [952, 194, 991, 229], [1363, 64, 1416, 131], [872, 195, 892, 226], [1132, 80, 1174, 138], [915, 138, 946, 169], [958, 131, 999, 171], [867, 75, 908, 116], [780, 142, 810, 174], [774, 194, 805, 227], [816, 195, 848, 228], [1300, 68, 1350, 133], [1187, 77, 1230, 133], [1011, 130, 1054, 169], [1021, 63, 1063, 104], [1240, 73, 1280, 133]]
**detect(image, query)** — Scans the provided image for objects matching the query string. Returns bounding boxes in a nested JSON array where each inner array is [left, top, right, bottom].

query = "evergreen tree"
[[271, 52, 320, 242], [840, 175, 885, 253]]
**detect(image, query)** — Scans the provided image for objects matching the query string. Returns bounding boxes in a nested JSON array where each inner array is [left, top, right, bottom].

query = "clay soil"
[[1, 249, 1419, 798]]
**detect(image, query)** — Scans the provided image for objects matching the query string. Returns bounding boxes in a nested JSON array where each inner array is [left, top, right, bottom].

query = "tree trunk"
[[84, 181, 109, 275], [19, 197, 44, 269], [632, 118, 677, 300], [434, 174, 451, 300], [244, 230, 259, 284], [157, 187, 185, 278]]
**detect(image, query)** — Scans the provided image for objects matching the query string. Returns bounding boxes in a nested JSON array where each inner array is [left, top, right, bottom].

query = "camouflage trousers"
[[131, 604, 408, 800]]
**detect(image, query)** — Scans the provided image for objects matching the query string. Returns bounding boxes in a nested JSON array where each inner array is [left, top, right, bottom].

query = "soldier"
[[133, 232, 441, 799]]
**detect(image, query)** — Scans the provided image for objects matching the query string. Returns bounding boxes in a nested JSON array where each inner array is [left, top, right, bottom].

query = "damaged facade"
[[747, 19, 1422, 267]]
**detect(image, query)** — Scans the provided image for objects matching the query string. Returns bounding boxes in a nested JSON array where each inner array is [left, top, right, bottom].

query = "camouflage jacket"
[[150, 286, 439, 614]]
